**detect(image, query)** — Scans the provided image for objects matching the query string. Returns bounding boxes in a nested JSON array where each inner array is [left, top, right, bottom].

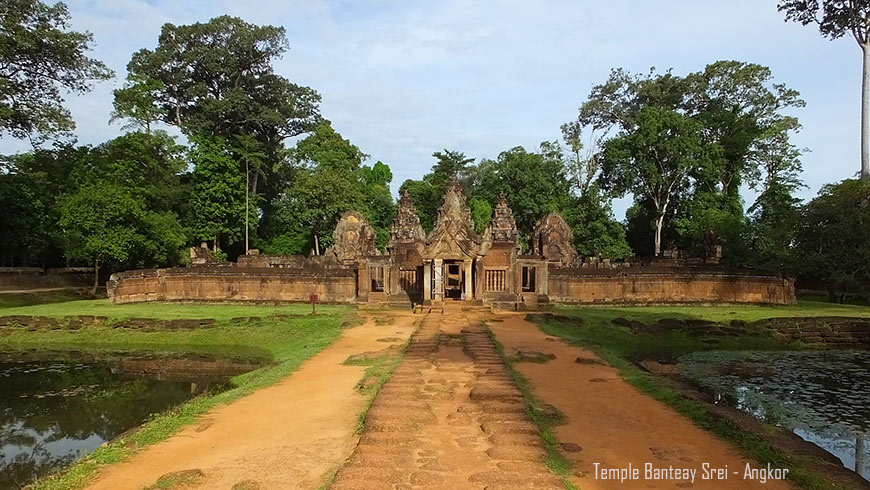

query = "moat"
[[0, 352, 259, 489], [679, 350, 870, 481]]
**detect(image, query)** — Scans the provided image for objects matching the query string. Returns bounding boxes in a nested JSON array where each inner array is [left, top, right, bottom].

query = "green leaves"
[[189, 136, 246, 247], [0, 0, 113, 142]]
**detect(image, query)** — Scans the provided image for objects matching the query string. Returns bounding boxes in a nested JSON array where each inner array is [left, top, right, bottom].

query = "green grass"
[[530, 304, 868, 490], [484, 322, 577, 490], [0, 289, 95, 309], [0, 297, 334, 321], [555, 300, 870, 324], [2, 301, 354, 490], [547, 300, 870, 362]]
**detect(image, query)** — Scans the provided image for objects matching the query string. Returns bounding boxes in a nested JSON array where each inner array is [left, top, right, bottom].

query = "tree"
[[779, 0, 870, 180], [264, 124, 395, 254], [579, 61, 804, 258], [119, 15, 322, 202], [795, 179, 870, 301], [0, 0, 112, 143], [58, 183, 145, 294], [600, 107, 711, 256], [189, 136, 246, 251], [109, 74, 163, 133], [399, 150, 475, 232], [473, 145, 572, 236]]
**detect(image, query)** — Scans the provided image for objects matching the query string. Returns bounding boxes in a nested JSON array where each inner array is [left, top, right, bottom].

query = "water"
[[0, 353, 259, 489], [679, 350, 870, 480]]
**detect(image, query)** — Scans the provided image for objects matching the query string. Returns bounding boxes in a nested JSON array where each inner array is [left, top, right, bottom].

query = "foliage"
[[795, 179, 870, 300], [578, 61, 805, 257], [399, 150, 475, 232], [265, 123, 395, 253], [54, 133, 189, 287], [778, 0, 870, 42], [473, 145, 572, 236], [0, 0, 113, 143], [189, 136, 246, 249], [600, 107, 712, 255]]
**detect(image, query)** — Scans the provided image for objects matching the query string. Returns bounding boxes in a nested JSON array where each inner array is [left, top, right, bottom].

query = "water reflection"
[[0, 353, 259, 489], [679, 350, 870, 481]]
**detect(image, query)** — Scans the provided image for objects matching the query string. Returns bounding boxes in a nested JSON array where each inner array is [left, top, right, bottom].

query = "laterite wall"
[[107, 267, 357, 304], [547, 268, 795, 305]]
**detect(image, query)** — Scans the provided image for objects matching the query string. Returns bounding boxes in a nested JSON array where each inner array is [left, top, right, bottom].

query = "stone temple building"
[[108, 176, 795, 307]]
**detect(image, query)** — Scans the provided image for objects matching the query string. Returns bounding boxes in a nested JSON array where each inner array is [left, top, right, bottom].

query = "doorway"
[[444, 260, 463, 300]]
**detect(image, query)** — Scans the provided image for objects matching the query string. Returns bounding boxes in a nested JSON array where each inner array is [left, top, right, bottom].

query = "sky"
[[3, 0, 862, 218]]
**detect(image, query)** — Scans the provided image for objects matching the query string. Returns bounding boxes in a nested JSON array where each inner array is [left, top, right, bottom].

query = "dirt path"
[[84, 313, 417, 490], [489, 313, 793, 490], [331, 311, 563, 490]]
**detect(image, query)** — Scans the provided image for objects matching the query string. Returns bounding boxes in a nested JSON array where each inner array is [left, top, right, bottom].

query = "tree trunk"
[[245, 160, 250, 254], [92, 258, 100, 296], [314, 233, 320, 256], [654, 213, 665, 256], [862, 44, 870, 180]]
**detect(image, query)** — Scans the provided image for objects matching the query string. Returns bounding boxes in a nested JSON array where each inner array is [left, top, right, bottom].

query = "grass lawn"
[[547, 300, 870, 362], [531, 301, 870, 490], [0, 299, 357, 490]]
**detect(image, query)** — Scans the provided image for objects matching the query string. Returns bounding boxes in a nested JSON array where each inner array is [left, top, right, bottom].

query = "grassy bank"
[[547, 301, 870, 362], [0, 300, 355, 490], [530, 302, 870, 490]]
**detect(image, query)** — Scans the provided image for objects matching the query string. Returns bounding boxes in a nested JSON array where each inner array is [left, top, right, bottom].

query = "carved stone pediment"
[[425, 174, 480, 259], [326, 211, 380, 261], [532, 211, 575, 266], [489, 193, 518, 243], [389, 191, 426, 250]]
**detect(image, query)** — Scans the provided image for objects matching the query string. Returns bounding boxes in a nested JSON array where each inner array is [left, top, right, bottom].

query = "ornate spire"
[[489, 193, 518, 243], [326, 210, 380, 260], [389, 191, 426, 247]]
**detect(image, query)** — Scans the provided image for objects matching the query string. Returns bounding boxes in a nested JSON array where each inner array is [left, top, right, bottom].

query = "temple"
[[107, 176, 795, 307]]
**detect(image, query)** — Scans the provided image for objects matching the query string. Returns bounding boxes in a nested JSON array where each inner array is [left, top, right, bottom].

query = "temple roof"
[[424, 175, 480, 259], [388, 191, 426, 249], [487, 193, 518, 243]]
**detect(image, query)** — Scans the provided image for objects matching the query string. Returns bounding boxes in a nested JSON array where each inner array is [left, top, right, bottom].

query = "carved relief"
[[389, 191, 426, 248], [532, 211, 575, 266], [326, 211, 380, 261], [488, 193, 518, 243], [425, 174, 480, 259]]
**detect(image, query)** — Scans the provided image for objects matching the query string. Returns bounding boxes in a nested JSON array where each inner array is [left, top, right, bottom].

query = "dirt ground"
[[331, 311, 563, 490], [84, 313, 418, 490], [488, 313, 794, 490]]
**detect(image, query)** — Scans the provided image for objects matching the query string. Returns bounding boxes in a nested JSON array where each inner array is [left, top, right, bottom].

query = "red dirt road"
[[83, 314, 417, 490], [489, 313, 793, 490]]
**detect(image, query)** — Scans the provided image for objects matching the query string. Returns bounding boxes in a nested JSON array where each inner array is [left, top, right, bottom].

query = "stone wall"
[[547, 267, 795, 305], [107, 267, 357, 304], [0, 267, 93, 291]]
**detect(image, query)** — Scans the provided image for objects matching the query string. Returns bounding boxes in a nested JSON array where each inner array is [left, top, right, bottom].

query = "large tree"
[[56, 132, 188, 292], [189, 136, 246, 251], [779, 0, 870, 180], [795, 179, 870, 301], [264, 123, 395, 254], [116, 15, 322, 202], [600, 107, 712, 256], [0, 0, 112, 143], [578, 61, 804, 257]]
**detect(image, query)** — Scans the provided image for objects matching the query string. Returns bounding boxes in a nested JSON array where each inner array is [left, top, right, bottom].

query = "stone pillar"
[[433, 258, 443, 302], [423, 260, 432, 301], [464, 260, 473, 300]]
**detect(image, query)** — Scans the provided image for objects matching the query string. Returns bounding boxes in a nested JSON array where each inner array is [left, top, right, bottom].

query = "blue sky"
[[6, 0, 862, 218]]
